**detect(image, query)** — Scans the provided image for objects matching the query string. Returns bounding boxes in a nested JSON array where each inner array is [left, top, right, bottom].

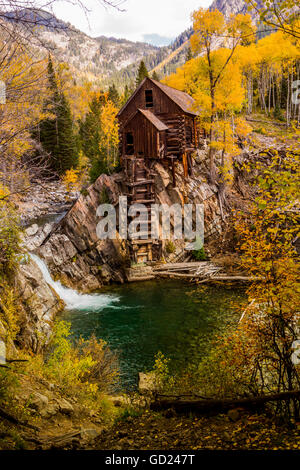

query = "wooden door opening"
[[126, 132, 134, 155]]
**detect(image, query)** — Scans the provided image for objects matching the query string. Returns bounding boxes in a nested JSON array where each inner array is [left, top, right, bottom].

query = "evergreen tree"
[[78, 93, 108, 182], [185, 47, 193, 62], [152, 71, 160, 82], [55, 94, 78, 173], [79, 94, 103, 164], [108, 83, 120, 106], [38, 56, 78, 175], [136, 61, 149, 87], [121, 84, 132, 106]]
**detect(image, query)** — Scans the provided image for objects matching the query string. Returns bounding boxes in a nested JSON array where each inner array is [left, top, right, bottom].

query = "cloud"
[[52, 0, 211, 41]]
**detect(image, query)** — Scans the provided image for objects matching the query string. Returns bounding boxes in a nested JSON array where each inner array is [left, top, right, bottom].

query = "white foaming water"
[[30, 253, 119, 311]]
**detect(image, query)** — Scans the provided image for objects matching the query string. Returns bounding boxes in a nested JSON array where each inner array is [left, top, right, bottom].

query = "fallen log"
[[153, 262, 212, 271], [0, 407, 40, 431], [196, 275, 262, 283], [128, 275, 156, 282], [155, 271, 201, 278], [150, 390, 300, 415], [155, 272, 260, 282]]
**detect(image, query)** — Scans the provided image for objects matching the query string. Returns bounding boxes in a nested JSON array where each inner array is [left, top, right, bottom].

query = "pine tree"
[[78, 93, 108, 182], [136, 61, 149, 87], [121, 84, 131, 106], [38, 56, 78, 175], [152, 71, 160, 82], [79, 94, 104, 165], [38, 56, 60, 163], [55, 93, 78, 173], [185, 47, 193, 62], [108, 83, 120, 106]]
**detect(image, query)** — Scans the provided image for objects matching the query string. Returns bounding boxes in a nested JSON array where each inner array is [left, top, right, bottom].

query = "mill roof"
[[117, 77, 198, 117], [137, 109, 168, 131]]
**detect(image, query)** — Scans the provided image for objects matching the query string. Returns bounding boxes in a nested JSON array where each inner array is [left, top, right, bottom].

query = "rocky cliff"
[[210, 0, 261, 19], [38, 174, 130, 293], [15, 256, 64, 352], [35, 149, 243, 293]]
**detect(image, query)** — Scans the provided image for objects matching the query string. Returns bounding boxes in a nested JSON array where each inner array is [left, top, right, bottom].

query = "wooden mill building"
[[117, 77, 202, 263], [118, 77, 201, 178]]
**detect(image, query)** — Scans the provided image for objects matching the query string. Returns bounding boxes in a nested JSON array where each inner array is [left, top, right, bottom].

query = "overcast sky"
[[51, 0, 211, 44]]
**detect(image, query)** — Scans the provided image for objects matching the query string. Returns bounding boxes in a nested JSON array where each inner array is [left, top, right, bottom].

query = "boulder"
[[40, 403, 59, 419], [24, 223, 54, 251], [29, 392, 49, 412], [80, 428, 101, 441], [108, 395, 130, 407], [138, 372, 157, 394], [154, 163, 171, 192], [25, 224, 39, 237], [58, 398, 74, 415]]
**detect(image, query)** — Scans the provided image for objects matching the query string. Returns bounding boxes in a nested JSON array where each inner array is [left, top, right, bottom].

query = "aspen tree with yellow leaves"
[[245, 0, 300, 39], [201, 147, 300, 418], [236, 28, 300, 124], [189, 8, 256, 183], [0, 32, 50, 200]]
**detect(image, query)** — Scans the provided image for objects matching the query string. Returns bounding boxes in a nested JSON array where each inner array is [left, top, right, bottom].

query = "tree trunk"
[[151, 390, 300, 415]]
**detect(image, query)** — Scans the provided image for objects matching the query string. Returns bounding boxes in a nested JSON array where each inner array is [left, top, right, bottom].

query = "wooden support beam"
[[182, 153, 188, 178]]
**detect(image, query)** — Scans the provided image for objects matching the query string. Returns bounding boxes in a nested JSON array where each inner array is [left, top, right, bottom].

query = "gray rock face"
[[38, 174, 130, 293], [153, 159, 222, 244], [23, 223, 54, 251], [210, 0, 260, 19], [15, 256, 64, 352], [35, 163, 226, 291]]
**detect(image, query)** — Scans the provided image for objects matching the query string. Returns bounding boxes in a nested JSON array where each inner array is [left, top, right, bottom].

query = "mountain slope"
[[3, 2, 259, 89], [2, 8, 194, 87], [2, 8, 160, 86], [209, 0, 261, 17], [210, 0, 249, 16]]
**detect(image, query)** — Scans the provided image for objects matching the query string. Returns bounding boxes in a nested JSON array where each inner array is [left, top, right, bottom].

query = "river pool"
[[61, 280, 245, 390]]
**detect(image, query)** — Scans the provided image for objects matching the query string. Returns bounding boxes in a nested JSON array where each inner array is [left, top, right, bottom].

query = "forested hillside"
[[3, 8, 193, 88]]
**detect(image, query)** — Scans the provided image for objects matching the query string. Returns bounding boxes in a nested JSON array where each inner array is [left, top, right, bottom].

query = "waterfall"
[[30, 253, 119, 311]]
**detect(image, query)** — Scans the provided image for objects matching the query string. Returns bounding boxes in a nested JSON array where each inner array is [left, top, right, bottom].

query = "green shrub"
[[165, 240, 176, 254], [151, 351, 175, 392], [116, 406, 143, 423], [80, 188, 89, 197], [0, 367, 19, 404], [0, 205, 22, 277], [192, 246, 207, 261], [0, 281, 20, 340], [38, 321, 119, 400], [273, 106, 284, 121], [253, 127, 267, 135], [100, 187, 110, 204]]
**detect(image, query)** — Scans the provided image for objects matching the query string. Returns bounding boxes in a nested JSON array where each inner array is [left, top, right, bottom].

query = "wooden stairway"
[[123, 156, 161, 264]]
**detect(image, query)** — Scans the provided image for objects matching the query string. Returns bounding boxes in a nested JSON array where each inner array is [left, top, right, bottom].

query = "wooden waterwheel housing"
[[117, 78, 205, 264]]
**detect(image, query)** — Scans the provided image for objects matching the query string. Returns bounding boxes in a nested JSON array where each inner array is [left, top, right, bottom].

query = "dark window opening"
[[145, 90, 154, 108], [126, 132, 134, 155], [186, 126, 193, 145]]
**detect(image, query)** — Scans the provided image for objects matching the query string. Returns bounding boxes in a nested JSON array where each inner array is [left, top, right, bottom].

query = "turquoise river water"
[[61, 280, 245, 390]]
